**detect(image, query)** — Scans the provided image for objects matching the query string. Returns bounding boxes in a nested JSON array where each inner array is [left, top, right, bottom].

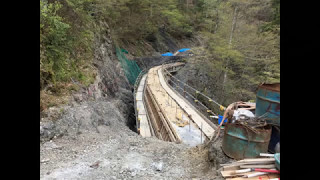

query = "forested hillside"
[[175, 0, 280, 106], [40, 0, 279, 111]]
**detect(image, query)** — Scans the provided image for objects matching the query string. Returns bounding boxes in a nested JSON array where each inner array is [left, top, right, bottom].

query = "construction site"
[[40, 0, 280, 179], [132, 48, 280, 180], [40, 47, 280, 180]]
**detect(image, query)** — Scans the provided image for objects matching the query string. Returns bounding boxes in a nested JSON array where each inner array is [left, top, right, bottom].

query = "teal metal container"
[[255, 83, 280, 126], [222, 123, 272, 160], [255, 83, 280, 152]]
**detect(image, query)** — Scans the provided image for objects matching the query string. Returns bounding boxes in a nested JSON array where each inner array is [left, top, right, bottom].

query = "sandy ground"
[[40, 117, 223, 180]]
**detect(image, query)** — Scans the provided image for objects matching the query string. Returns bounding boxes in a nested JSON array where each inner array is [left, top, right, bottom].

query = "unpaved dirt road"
[[40, 113, 224, 180]]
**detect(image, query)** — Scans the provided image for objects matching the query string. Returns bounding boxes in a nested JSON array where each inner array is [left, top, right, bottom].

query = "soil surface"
[[40, 114, 225, 180]]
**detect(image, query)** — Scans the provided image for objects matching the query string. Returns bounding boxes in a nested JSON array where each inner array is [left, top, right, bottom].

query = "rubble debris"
[[89, 161, 101, 169], [152, 161, 164, 171], [40, 159, 50, 163]]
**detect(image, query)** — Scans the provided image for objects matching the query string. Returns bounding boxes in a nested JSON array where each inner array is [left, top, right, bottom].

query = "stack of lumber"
[[220, 153, 280, 180]]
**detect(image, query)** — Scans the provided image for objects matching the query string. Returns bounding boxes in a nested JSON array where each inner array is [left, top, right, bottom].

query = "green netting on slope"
[[116, 47, 141, 85]]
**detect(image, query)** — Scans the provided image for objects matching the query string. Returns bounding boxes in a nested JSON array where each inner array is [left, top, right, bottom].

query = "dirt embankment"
[[40, 21, 134, 142], [40, 113, 226, 179]]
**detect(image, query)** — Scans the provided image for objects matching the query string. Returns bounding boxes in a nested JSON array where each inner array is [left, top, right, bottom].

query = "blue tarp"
[[161, 52, 174, 56], [178, 48, 190, 52]]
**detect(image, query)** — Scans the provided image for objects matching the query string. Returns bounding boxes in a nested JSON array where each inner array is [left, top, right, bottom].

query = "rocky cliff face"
[[40, 21, 200, 143], [40, 21, 135, 142]]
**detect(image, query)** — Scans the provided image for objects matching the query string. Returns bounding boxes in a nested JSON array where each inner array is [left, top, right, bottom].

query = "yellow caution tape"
[[220, 105, 225, 111]]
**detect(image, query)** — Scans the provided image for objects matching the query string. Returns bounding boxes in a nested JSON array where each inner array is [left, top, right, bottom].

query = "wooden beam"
[[223, 165, 240, 171], [146, 84, 179, 142], [259, 153, 275, 157], [225, 173, 279, 180], [221, 170, 271, 178], [144, 88, 161, 138], [240, 164, 276, 169], [221, 161, 274, 167], [238, 158, 275, 163], [157, 67, 216, 138]]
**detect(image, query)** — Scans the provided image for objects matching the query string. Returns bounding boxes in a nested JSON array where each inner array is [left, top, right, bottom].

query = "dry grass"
[[40, 66, 97, 113], [40, 83, 75, 112]]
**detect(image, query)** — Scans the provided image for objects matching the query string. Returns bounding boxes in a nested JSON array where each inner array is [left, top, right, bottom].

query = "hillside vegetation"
[[175, 0, 280, 106], [40, 0, 279, 111]]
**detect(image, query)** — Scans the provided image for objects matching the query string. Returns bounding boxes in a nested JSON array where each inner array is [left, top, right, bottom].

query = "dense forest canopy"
[[40, 0, 279, 110]]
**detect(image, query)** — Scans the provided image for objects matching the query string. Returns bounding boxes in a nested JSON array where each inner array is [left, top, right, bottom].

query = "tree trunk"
[[229, 6, 238, 46], [223, 6, 239, 92], [186, 0, 189, 10], [214, 8, 219, 34]]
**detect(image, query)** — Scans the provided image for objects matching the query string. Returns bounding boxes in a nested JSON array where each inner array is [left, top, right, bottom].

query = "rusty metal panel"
[[222, 123, 272, 160]]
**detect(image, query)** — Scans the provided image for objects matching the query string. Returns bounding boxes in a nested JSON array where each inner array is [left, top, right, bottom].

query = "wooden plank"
[[136, 91, 143, 101], [221, 161, 274, 167], [220, 159, 275, 167], [157, 67, 215, 138], [136, 73, 151, 138], [157, 98, 181, 142], [143, 91, 155, 137], [159, 113, 176, 142], [144, 86, 163, 140], [260, 153, 275, 157], [221, 170, 277, 178], [146, 86, 164, 130], [137, 75, 147, 92], [137, 101, 146, 114], [147, 85, 175, 141], [147, 86, 161, 112], [146, 70, 182, 143], [238, 158, 275, 163], [147, 84, 174, 141], [145, 99, 160, 138], [162, 65, 218, 130], [221, 170, 254, 178], [223, 165, 240, 171], [225, 173, 279, 180], [138, 115, 151, 137], [146, 64, 210, 144], [240, 164, 276, 169]]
